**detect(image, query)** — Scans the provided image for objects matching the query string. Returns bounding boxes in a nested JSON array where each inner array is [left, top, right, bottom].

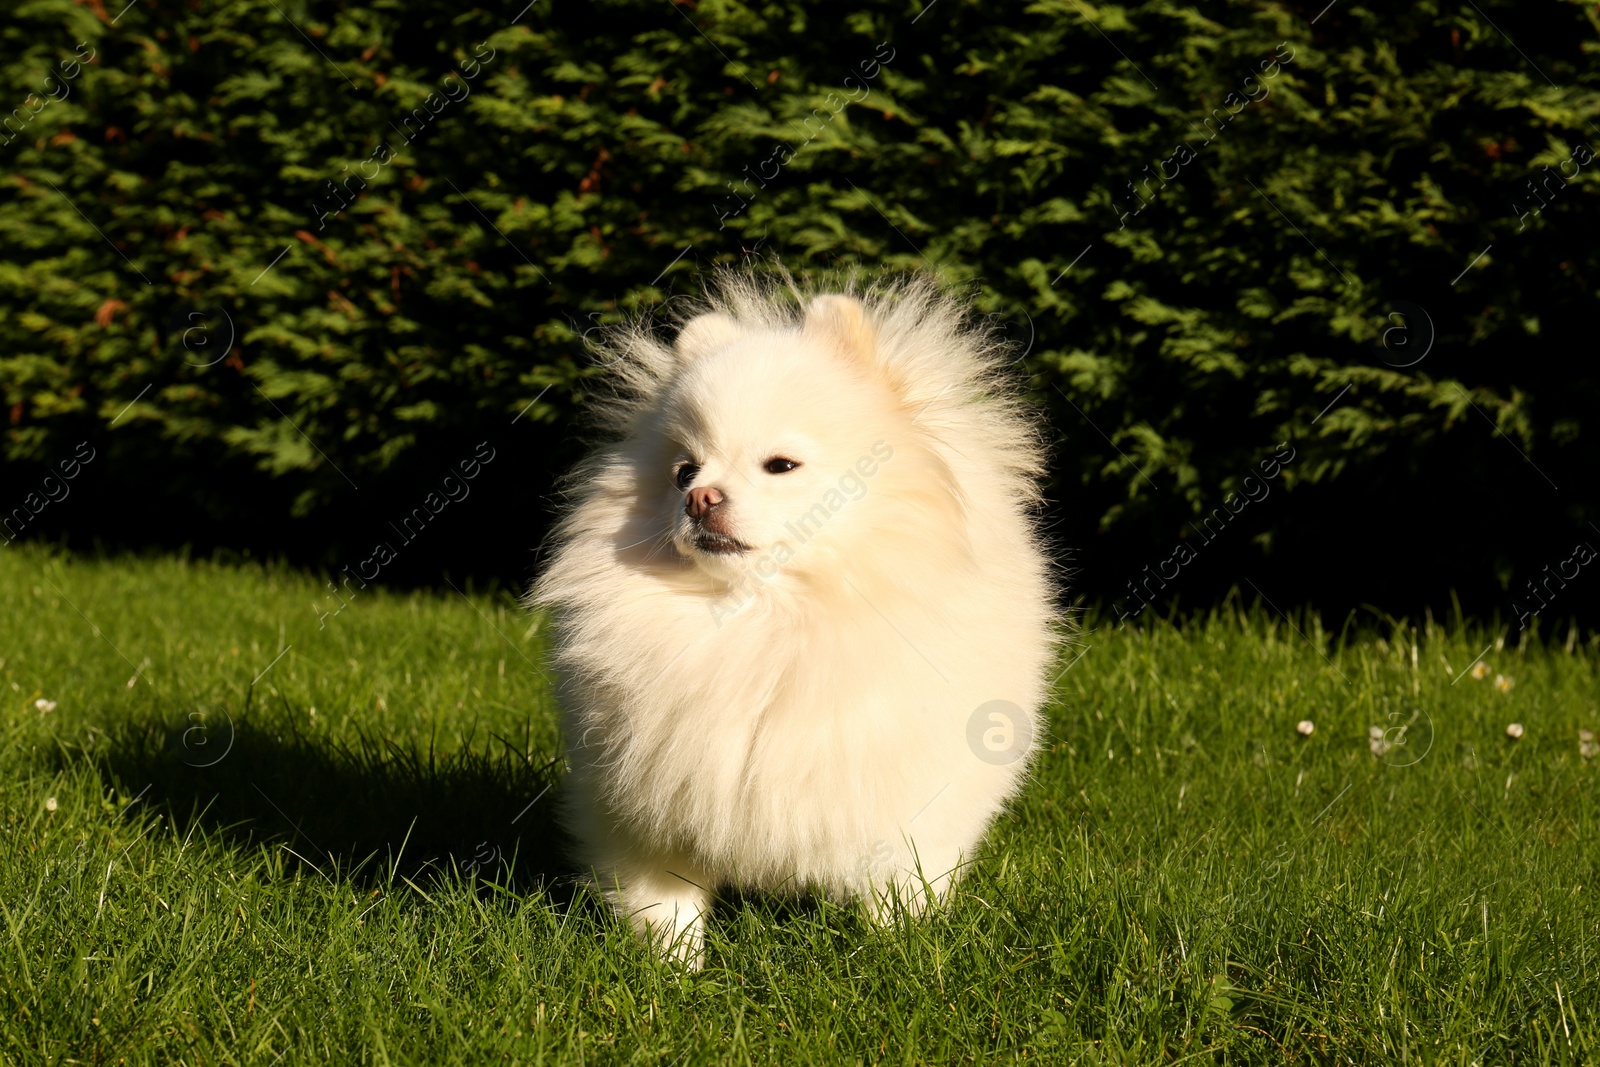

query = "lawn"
[[1, 545, 1595, 1065]]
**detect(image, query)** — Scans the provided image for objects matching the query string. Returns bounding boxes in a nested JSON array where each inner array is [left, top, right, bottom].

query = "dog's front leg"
[[609, 854, 713, 968]]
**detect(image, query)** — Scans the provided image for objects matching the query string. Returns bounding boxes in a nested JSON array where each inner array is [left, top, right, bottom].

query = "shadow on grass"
[[67, 698, 884, 944], [73, 696, 580, 903]]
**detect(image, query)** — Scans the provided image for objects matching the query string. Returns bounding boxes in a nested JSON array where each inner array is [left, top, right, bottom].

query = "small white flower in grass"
[[1505, 722, 1524, 740], [35, 698, 56, 713], [1494, 674, 1514, 693], [1579, 729, 1597, 760], [1368, 725, 1390, 756], [1470, 662, 1490, 680], [45, 797, 58, 812], [1296, 720, 1315, 737]]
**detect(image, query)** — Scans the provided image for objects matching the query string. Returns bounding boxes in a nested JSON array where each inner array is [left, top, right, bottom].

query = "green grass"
[[2, 545, 1596, 1065]]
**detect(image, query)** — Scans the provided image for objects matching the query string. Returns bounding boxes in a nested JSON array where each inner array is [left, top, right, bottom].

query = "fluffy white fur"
[[531, 273, 1057, 965]]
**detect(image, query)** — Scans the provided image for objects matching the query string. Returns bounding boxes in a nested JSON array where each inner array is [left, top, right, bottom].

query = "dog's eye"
[[763, 457, 800, 475], [674, 463, 700, 490]]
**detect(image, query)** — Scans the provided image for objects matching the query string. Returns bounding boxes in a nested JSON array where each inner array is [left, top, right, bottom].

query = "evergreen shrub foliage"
[[1, 0, 1595, 608]]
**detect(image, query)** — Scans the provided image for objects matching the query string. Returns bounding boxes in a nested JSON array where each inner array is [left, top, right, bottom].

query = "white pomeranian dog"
[[532, 273, 1057, 965]]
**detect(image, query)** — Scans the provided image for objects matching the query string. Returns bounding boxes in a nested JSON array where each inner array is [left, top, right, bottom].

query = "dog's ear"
[[803, 295, 877, 362], [674, 312, 741, 364]]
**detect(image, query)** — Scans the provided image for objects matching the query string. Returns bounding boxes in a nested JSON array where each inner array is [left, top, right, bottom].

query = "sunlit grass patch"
[[1, 546, 1595, 1064]]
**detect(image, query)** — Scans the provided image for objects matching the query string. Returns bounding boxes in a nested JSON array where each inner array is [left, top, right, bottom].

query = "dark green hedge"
[[2, 0, 1597, 616]]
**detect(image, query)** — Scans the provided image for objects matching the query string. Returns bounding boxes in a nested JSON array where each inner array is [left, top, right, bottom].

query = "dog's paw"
[[616, 861, 712, 969], [858, 851, 963, 925], [862, 882, 939, 926], [652, 924, 706, 971]]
